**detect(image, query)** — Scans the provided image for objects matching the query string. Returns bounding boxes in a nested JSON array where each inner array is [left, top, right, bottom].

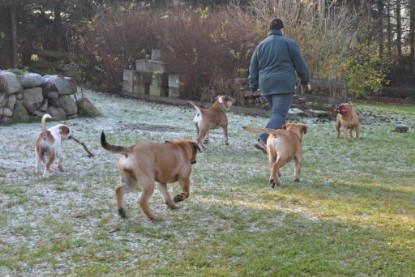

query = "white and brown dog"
[[100, 131, 201, 220], [334, 102, 360, 142], [188, 95, 235, 145], [243, 123, 307, 188], [35, 114, 73, 177]]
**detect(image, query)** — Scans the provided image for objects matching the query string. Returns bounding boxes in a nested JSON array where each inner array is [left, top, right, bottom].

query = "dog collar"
[[177, 143, 196, 164], [294, 133, 302, 143]]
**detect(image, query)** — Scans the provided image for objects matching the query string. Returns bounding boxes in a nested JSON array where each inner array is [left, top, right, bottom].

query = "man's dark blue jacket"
[[249, 30, 310, 95]]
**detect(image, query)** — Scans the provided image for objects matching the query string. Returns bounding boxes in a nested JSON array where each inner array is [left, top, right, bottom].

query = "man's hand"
[[252, 90, 261, 98], [305, 84, 312, 93]]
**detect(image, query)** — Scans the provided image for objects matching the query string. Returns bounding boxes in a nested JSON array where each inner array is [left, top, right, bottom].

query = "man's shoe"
[[254, 140, 267, 154]]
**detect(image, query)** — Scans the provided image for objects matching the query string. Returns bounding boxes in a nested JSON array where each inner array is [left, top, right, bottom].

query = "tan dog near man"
[[335, 102, 360, 142], [35, 113, 74, 177], [188, 95, 235, 145], [243, 123, 307, 188], [100, 131, 201, 220]]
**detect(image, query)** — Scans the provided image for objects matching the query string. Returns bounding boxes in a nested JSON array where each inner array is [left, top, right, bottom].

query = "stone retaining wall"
[[0, 71, 79, 124]]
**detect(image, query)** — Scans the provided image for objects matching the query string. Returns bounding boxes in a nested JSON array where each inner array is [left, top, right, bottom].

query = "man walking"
[[249, 18, 311, 153]]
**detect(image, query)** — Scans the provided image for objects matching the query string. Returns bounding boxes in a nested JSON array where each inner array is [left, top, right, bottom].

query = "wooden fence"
[[297, 78, 348, 107]]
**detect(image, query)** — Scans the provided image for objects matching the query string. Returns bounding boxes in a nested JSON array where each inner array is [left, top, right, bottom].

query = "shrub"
[[77, 1, 390, 100], [246, 0, 390, 98], [78, 6, 157, 92], [78, 4, 260, 98], [340, 47, 391, 98], [155, 5, 260, 100]]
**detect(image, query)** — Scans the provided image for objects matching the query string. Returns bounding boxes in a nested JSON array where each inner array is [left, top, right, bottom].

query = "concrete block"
[[135, 60, 151, 72], [123, 80, 133, 93], [169, 87, 180, 98], [151, 49, 161, 60], [123, 69, 134, 81], [168, 75, 180, 88], [168, 75, 180, 98], [149, 60, 167, 74]]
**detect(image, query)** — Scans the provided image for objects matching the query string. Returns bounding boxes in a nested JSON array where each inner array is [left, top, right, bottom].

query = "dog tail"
[[242, 126, 280, 136], [187, 101, 202, 114], [100, 131, 131, 156], [188, 101, 203, 125], [40, 114, 52, 137]]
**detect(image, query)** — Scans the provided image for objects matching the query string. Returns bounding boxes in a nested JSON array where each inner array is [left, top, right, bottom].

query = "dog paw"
[[269, 180, 276, 189], [173, 194, 185, 203], [151, 216, 162, 222], [294, 178, 301, 182], [118, 207, 127, 218], [166, 202, 179, 210]]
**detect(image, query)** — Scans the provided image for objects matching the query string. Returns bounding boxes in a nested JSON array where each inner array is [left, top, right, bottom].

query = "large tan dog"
[[100, 131, 201, 220], [335, 102, 360, 142], [243, 123, 307, 188], [188, 95, 235, 145], [35, 114, 73, 177]]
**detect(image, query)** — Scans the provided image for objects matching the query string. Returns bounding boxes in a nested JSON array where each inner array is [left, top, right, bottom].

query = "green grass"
[[355, 102, 415, 114], [0, 91, 414, 276]]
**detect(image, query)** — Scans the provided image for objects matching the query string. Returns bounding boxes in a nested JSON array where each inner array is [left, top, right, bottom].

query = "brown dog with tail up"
[[188, 95, 235, 145], [101, 131, 201, 220], [243, 123, 307, 188]]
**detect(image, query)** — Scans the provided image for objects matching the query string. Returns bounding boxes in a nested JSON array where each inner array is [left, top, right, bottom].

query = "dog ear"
[[59, 125, 69, 135], [303, 125, 308, 134]]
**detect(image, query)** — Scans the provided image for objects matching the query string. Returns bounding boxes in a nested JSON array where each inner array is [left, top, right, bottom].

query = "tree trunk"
[[377, 0, 384, 58], [319, 0, 325, 18], [396, 0, 402, 58], [54, 0, 63, 51], [386, 0, 392, 58], [409, 0, 415, 73], [11, 3, 18, 68]]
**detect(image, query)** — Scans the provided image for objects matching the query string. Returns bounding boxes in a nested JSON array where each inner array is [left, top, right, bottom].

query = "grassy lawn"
[[0, 90, 414, 276]]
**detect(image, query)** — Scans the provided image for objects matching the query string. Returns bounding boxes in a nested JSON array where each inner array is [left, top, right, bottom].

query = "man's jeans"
[[259, 93, 294, 144]]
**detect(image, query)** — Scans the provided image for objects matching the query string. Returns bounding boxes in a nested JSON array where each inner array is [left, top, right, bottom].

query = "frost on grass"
[[1, 89, 414, 275]]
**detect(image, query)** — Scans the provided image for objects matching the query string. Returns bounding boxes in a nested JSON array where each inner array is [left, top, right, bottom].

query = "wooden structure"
[[297, 78, 348, 107]]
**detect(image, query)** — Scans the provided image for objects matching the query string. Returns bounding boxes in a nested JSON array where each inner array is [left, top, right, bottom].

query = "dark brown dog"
[[243, 123, 307, 188], [335, 102, 360, 142], [188, 95, 235, 145], [101, 131, 201, 220]]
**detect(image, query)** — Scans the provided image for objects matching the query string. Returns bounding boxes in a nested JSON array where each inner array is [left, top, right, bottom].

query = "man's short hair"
[[269, 18, 284, 30]]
